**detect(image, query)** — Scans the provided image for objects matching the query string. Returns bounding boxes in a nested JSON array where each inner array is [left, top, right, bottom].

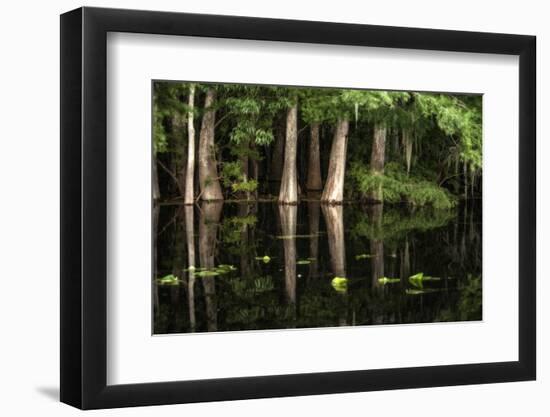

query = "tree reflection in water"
[[154, 200, 482, 334]]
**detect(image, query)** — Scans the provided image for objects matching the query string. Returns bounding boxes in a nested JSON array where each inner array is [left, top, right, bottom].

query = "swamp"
[[152, 81, 482, 334]]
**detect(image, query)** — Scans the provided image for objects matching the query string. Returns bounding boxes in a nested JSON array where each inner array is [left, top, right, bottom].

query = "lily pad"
[[215, 264, 237, 274], [275, 234, 319, 240], [409, 272, 425, 288], [331, 277, 348, 292], [157, 274, 180, 285], [378, 277, 401, 285], [409, 272, 441, 288], [255, 255, 271, 264], [405, 289, 425, 295], [184, 266, 205, 272], [355, 253, 374, 260], [194, 270, 220, 277], [297, 259, 312, 265], [406, 288, 439, 295]]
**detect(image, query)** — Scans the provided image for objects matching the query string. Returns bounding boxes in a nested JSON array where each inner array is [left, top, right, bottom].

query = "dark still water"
[[153, 200, 482, 334]]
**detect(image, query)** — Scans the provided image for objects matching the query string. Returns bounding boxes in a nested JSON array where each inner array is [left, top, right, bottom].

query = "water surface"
[[153, 200, 481, 334]]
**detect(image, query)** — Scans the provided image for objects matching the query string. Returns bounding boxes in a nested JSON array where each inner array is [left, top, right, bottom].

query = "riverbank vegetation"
[[153, 82, 482, 207]]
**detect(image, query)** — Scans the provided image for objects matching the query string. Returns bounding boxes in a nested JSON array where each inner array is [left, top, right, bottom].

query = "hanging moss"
[[349, 162, 456, 209]]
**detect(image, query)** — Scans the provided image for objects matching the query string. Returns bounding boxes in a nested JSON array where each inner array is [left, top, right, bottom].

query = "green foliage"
[[221, 161, 259, 194], [349, 162, 456, 209], [152, 82, 193, 154], [413, 93, 482, 170], [221, 214, 258, 246], [350, 205, 455, 242], [153, 80, 482, 205], [457, 275, 482, 320]]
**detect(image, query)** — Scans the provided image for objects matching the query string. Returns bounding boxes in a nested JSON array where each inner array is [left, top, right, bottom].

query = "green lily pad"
[[378, 277, 401, 285], [409, 272, 424, 288], [217, 264, 237, 273], [423, 276, 441, 281], [405, 289, 425, 295], [406, 288, 439, 295], [194, 270, 220, 277], [184, 266, 205, 272], [255, 255, 271, 264], [409, 272, 441, 288], [297, 259, 311, 265], [275, 234, 319, 239], [355, 253, 374, 260], [331, 277, 348, 292], [157, 274, 180, 285]]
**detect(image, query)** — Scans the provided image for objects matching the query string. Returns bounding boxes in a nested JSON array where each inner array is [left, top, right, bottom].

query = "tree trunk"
[[199, 201, 223, 331], [240, 150, 249, 200], [184, 84, 196, 204], [278, 205, 297, 304], [152, 203, 160, 314], [307, 199, 320, 279], [321, 119, 349, 203], [152, 157, 160, 201], [198, 89, 223, 201], [306, 123, 322, 191], [278, 102, 299, 204], [368, 123, 387, 202], [322, 204, 346, 278], [401, 237, 410, 281], [270, 115, 285, 183], [183, 205, 196, 331], [367, 204, 384, 287], [239, 203, 251, 278], [251, 142, 259, 198]]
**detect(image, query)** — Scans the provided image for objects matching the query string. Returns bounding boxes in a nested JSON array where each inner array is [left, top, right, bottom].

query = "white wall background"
[[0, 0, 545, 415]]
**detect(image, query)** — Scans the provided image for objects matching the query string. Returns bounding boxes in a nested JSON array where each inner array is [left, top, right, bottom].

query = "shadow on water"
[[153, 199, 482, 334]]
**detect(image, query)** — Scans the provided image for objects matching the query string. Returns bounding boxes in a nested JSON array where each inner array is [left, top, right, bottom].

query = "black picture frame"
[[60, 6, 536, 410]]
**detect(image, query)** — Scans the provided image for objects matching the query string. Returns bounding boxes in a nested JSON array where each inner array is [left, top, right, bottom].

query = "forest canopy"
[[153, 81, 482, 208]]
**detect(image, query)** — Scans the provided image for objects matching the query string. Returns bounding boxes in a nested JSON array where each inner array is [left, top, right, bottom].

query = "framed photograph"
[[60, 6, 536, 409]]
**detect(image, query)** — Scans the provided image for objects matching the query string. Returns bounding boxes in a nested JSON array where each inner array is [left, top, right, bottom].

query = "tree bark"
[[321, 119, 349, 203], [152, 157, 160, 201], [198, 89, 223, 201], [251, 142, 259, 199], [184, 84, 196, 204], [278, 205, 297, 304], [152, 203, 160, 314], [322, 204, 346, 278], [307, 199, 320, 279], [306, 123, 322, 191], [278, 102, 299, 204], [367, 204, 384, 287], [270, 115, 285, 183], [199, 201, 223, 331], [167, 112, 187, 197], [183, 205, 196, 331], [368, 123, 387, 202]]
